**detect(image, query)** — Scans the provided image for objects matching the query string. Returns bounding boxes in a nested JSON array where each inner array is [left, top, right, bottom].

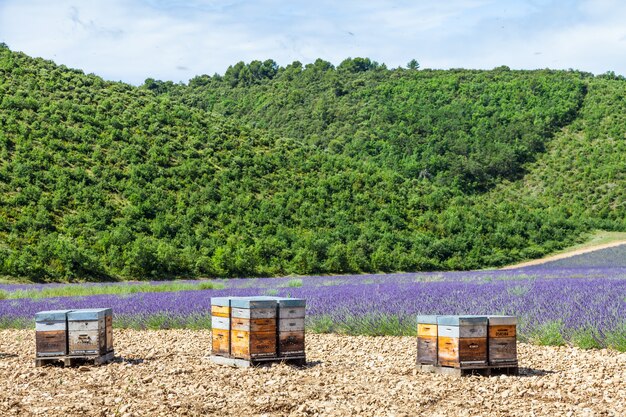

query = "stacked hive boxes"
[[276, 298, 306, 358], [437, 316, 488, 368], [417, 314, 518, 370], [211, 297, 231, 356], [487, 315, 518, 366], [210, 296, 306, 363], [67, 308, 113, 356], [35, 310, 73, 357], [416, 315, 438, 365], [35, 308, 113, 359], [230, 297, 278, 360]]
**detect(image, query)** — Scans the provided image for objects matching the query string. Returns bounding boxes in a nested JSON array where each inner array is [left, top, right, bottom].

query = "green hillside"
[[0, 46, 624, 281]]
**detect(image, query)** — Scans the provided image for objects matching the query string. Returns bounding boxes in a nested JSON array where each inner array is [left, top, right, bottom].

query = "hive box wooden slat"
[[489, 325, 516, 338], [211, 316, 230, 329], [212, 329, 230, 355], [231, 317, 276, 332], [276, 298, 306, 357], [279, 306, 306, 319], [211, 305, 230, 318], [230, 330, 276, 358], [487, 316, 518, 365], [417, 315, 438, 365], [417, 337, 437, 364], [35, 310, 72, 357], [278, 318, 305, 332], [67, 309, 110, 356], [437, 316, 488, 368], [228, 297, 277, 360], [231, 307, 276, 319], [279, 331, 305, 355]]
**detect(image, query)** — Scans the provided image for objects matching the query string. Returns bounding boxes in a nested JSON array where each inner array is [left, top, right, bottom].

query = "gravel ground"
[[0, 329, 625, 416]]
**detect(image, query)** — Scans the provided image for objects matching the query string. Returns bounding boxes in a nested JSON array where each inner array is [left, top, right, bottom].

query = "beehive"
[[437, 316, 488, 368], [417, 315, 438, 365], [211, 297, 232, 356], [67, 309, 110, 356], [35, 310, 72, 357], [229, 297, 277, 360], [276, 298, 306, 358], [487, 315, 518, 365]]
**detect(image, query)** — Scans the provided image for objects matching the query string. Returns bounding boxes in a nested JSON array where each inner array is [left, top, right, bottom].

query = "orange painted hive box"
[[437, 316, 488, 368]]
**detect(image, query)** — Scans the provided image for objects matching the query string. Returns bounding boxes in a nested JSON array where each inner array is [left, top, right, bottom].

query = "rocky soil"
[[0, 329, 624, 416]]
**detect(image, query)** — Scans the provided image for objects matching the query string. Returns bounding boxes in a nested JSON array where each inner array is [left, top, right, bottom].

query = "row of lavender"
[[1, 264, 624, 293], [1, 265, 625, 349]]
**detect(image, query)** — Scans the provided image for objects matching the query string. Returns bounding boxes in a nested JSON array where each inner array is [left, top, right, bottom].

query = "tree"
[[407, 59, 420, 70]]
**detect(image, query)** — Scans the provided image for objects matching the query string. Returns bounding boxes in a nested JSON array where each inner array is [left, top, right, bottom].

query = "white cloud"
[[1, 0, 626, 84]]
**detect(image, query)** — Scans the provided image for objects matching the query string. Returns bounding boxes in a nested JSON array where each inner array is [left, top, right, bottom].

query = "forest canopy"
[[1, 46, 625, 281]]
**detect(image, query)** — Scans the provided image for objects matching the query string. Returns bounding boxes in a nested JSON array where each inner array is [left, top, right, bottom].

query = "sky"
[[1, 0, 626, 85]]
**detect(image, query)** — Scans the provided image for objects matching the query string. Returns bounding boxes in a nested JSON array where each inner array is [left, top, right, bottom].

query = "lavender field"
[[1, 247, 626, 350]]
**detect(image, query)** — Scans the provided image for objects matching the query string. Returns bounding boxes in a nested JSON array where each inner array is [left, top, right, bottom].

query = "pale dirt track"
[[1, 330, 625, 416], [501, 241, 626, 269]]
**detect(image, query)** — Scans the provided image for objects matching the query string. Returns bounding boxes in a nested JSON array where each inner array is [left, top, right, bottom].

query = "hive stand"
[[208, 354, 306, 368], [417, 363, 519, 377], [35, 350, 115, 367]]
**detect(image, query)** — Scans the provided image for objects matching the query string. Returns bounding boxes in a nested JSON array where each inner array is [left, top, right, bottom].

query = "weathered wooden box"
[[276, 298, 306, 357], [231, 316, 277, 332], [210, 297, 232, 357], [437, 316, 488, 368], [211, 305, 230, 318], [228, 297, 277, 360], [417, 315, 438, 365], [35, 310, 73, 357], [487, 316, 518, 365], [67, 309, 110, 356]]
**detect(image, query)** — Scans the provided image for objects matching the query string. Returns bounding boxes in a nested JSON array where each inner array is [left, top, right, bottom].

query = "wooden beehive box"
[[437, 316, 488, 368], [417, 315, 438, 365], [211, 297, 232, 356], [487, 315, 518, 365], [67, 309, 109, 356], [35, 310, 73, 357], [276, 298, 305, 358], [229, 297, 277, 360]]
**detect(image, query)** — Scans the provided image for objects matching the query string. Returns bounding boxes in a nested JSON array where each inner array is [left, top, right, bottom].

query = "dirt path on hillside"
[[1, 330, 625, 416], [501, 240, 626, 270]]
